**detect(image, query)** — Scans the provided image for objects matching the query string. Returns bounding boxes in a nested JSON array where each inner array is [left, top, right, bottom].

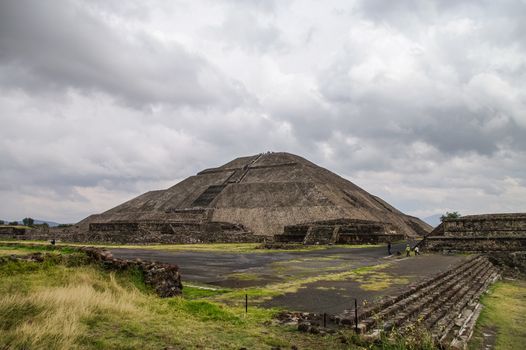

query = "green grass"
[[469, 279, 526, 350], [0, 239, 383, 254], [0, 253, 362, 349], [0, 244, 77, 255]]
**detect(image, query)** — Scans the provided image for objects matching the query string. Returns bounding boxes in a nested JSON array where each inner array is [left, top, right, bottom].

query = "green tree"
[[440, 211, 461, 222], [22, 217, 34, 226]]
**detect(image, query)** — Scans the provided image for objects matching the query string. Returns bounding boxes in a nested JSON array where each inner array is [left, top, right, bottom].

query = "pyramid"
[[79, 152, 431, 243]]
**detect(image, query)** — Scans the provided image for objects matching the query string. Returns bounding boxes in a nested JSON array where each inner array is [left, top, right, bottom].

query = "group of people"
[[387, 242, 420, 257]]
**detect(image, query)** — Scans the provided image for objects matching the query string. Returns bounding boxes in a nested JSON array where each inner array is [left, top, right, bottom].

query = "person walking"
[[414, 246, 420, 255], [405, 244, 411, 257]]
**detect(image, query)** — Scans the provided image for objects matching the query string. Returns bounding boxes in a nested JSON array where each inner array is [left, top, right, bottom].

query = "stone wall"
[[442, 214, 526, 237], [423, 213, 526, 253], [487, 251, 526, 276], [0, 243, 183, 297], [274, 218, 404, 245], [0, 226, 27, 236], [0, 221, 264, 244], [424, 236, 526, 252]]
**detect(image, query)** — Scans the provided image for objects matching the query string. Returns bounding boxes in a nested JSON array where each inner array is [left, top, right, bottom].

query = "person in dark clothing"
[[387, 242, 392, 255], [50, 239, 55, 245]]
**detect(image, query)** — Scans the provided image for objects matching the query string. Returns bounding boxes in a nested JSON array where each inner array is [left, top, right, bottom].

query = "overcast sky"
[[1, 0, 525, 223]]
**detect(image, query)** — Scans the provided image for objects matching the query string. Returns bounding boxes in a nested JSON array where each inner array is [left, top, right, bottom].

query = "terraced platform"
[[335, 255, 500, 347]]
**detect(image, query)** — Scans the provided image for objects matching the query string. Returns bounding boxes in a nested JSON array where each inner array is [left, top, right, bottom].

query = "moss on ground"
[[469, 279, 526, 350]]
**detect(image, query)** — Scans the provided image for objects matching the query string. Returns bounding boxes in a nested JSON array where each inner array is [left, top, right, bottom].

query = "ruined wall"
[[423, 213, 526, 252], [442, 214, 526, 237], [274, 218, 404, 245], [424, 237, 526, 252], [0, 244, 183, 297], [0, 221, 264, 244]]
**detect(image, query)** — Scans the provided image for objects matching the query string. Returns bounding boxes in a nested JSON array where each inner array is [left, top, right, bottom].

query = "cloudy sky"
[[1, 0, 525, 223]]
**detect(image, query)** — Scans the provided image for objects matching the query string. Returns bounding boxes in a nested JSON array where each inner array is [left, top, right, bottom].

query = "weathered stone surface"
[[275, 218, 404, 245], [78, 152, 430, 242], [423, 213, 526, 252]]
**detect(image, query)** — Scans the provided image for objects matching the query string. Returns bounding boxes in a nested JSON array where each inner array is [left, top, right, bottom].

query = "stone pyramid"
[[79, 152, 431, 242]]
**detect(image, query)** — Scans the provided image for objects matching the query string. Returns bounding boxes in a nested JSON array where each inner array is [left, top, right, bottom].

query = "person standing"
[[414, 246, 420, 255], [387, 242, 392, 255], [405, 244, 411, 257]]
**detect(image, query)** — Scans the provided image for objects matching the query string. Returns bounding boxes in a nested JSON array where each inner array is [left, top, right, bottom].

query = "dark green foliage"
[[440, 211, 461, 222], [22, 218, 34, 226]]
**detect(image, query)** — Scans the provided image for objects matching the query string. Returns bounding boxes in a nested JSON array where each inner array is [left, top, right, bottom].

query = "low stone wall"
[[0, 221, 265, 244], [0, 244, 183, 297], [0, 226, 28, 235], [338, 233, 404, 244], [274, 218, 403, 245], [487, 251, 526, 276], [423, 236, 526, 252]]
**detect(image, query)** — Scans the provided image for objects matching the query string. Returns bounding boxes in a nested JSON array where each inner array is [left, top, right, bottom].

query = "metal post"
[[245, 294, 248, 313], [323, 312, 327, 328], [354, 298, 359, 333]]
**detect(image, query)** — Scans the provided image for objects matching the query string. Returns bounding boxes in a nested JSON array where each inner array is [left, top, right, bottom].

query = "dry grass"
[[0, 269, 140, 349], [0, 256, 359, 350]]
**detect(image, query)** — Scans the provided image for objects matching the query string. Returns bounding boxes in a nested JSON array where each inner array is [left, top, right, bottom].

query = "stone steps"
[[342, 256, 482, 328], [369, 258, 489, 332], [336, 255, 500, 342], [400, 259, 493, 332], [432, 268, 499, 345], [191, 184, 227, 207]]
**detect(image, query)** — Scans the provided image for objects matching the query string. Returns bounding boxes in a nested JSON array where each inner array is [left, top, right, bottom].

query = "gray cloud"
[[0, 0, 525, 223], [0, 0, 247, 109]]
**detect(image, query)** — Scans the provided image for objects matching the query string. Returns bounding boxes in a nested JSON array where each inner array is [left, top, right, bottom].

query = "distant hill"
[[423, 214, 442, 228]]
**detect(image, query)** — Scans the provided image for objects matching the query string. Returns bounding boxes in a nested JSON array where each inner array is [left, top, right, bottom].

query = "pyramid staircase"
[[336, 255, 500, 347], [192, 154, 264, 208]]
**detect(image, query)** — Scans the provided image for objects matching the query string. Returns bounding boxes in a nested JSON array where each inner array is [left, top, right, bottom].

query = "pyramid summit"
[[78, 152, 431, 243]]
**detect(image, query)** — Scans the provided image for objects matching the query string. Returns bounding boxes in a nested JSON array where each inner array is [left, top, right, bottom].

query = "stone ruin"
[[274, 218, 404, 245], [423, 213, 526, 252], [0, 243, 183, 297], [1, 152, 431, 244]]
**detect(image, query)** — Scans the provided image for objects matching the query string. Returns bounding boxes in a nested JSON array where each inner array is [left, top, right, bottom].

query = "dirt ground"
[[110, 243, 467, 314]]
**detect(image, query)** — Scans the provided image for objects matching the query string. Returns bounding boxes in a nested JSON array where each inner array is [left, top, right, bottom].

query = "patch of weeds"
[[0, 299, 43, 331], [227, 272, 263, 281], [168, 298, 242, 323], [354, 272, 410, 291], [115, 266, 152, 294], [372, 327, 436, 350], [183, 285, 230, 300], [0, 259, 48, 276], [63, 252, 91, 267]]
